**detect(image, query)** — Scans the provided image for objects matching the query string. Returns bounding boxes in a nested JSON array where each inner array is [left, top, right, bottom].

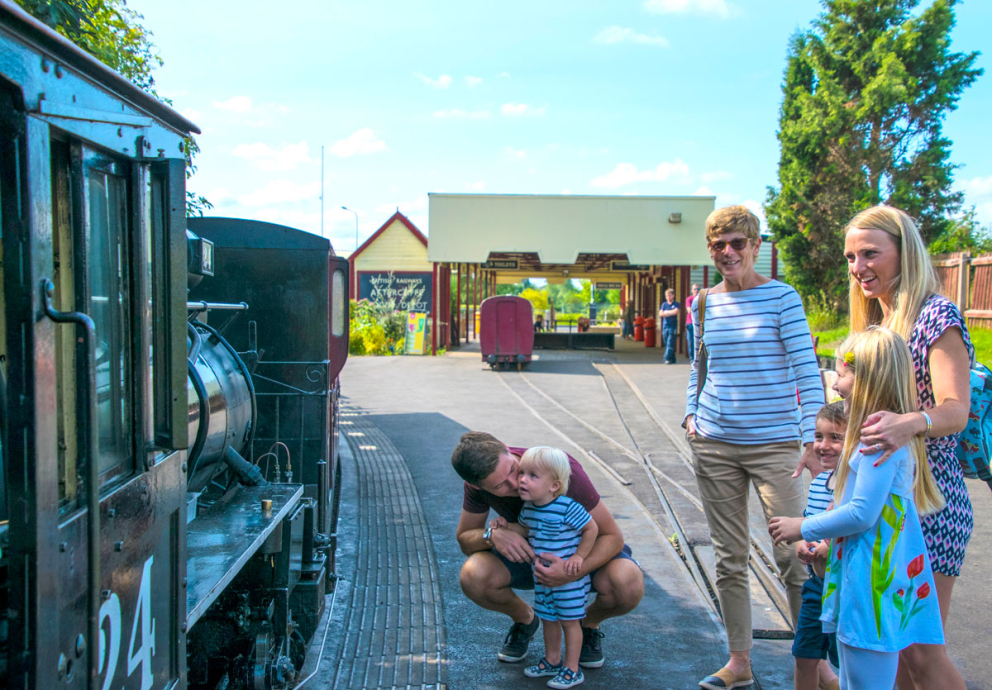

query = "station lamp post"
[[342, 206, 358, 252]]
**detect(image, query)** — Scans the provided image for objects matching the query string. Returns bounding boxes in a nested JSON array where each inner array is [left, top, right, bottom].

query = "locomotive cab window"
[[85, 149, 134, 485], [52, 143, 138, 506]]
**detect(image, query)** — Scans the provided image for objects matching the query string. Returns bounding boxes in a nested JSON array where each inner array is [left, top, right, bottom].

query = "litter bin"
[[644, 317, 656, 348], [634, 315, 644, 341]]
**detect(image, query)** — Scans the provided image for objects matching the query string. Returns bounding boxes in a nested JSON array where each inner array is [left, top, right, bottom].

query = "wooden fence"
[[933, 252, 992, 328]]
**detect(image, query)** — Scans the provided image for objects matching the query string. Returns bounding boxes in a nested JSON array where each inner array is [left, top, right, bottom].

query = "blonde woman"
[[839, 205, 971, 690], [685, 205, 823, 689], [770, 328, 947, 689]]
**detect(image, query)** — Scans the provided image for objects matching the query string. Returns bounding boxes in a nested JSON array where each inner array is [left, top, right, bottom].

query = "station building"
[[353, 196, 779, 356]]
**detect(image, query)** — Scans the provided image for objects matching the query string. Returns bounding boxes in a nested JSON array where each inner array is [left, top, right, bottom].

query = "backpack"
[[956, 362, 992, 489]]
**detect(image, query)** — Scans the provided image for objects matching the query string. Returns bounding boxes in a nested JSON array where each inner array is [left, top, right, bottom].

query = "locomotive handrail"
[[41, 278, 100, 690], [186, 300, 249, 312]]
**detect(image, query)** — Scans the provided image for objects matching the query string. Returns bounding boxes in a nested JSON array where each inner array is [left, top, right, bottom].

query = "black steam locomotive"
[[0, 3, 349, 689]]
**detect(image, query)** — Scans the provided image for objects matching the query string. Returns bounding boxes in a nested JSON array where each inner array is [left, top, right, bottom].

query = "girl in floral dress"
[[770, 328, 947, 689]]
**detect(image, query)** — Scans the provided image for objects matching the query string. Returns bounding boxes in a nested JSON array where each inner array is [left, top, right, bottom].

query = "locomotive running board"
[[185, 484, 303, 629]]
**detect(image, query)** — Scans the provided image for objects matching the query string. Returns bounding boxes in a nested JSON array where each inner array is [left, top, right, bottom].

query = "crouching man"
[[453, 431, 644, 668]]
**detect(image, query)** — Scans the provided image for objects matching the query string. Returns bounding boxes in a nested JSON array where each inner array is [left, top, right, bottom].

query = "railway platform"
[[303, 337, 992, 689]]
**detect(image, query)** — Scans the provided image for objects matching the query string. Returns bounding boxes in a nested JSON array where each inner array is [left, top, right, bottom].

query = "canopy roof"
[[427, 193, 714, 265]]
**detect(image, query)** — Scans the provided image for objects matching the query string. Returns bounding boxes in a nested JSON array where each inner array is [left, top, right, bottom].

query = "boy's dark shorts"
[[493, 544, 638, 593], [792, 574, 838, 666]]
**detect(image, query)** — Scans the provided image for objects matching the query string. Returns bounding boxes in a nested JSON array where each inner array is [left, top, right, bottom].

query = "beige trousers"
[[687, 433, 806, 651]]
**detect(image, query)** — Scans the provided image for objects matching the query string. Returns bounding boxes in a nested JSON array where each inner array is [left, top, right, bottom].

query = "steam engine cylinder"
[[186, 322, 255, 493]]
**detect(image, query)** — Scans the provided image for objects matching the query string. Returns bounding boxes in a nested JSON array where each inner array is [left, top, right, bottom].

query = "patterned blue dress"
[[802, 447, 944, 652], [909, 295, 974, 577]]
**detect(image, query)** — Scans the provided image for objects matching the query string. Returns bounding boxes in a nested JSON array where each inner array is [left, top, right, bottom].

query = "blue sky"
[[130, 0, 992, 254]]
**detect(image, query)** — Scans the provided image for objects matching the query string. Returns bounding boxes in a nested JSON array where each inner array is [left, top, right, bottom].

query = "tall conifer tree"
[[765, 0, 981, 304]]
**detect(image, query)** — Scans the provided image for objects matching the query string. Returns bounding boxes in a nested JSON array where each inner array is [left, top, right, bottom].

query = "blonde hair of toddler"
[[519, 446, 572, 496]]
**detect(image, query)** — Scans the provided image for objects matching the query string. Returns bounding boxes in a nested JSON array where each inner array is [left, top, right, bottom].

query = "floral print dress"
[[802, 447, 944, 652], [910, 294, 975, 577]]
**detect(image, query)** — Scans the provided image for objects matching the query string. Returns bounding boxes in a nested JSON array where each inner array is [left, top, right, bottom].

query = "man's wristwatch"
[[482, 525, 495, 548]]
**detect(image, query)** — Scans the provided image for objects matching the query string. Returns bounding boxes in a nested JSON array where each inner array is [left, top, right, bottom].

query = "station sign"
[[358, 271, 433, 312], [595, 282, 622, 290], [482, 259, 519, 270], [610, 261, 652, 272]]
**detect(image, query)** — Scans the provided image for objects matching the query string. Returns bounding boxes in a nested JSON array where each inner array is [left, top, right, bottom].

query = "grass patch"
[[813, 324, 850, 360], [969, 326, 992, 366], [814, 322, 992, 366]]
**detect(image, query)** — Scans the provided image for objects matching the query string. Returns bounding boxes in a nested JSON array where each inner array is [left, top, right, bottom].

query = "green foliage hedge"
[[349, 300, 407, 356]]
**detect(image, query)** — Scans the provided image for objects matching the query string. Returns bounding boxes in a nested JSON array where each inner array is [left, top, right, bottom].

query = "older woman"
[[842, 205, 971, 690], [685, 205, 824, 689]]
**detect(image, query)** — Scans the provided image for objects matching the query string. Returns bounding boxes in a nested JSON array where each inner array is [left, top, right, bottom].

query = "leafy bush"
[[804, 291, 845, 332], [349, 300, 407, 355]]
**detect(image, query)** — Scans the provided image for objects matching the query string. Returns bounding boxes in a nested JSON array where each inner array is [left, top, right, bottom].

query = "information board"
[[358, 271, 433, 312], [405, 312, 428, 355]]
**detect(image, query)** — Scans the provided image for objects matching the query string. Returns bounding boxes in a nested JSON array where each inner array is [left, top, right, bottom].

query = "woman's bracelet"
[[919, 411, 933, 438]]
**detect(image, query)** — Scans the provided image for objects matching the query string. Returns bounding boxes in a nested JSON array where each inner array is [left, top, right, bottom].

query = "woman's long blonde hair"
[[846, 206, 939, 341], [834, 327, 944, 515]]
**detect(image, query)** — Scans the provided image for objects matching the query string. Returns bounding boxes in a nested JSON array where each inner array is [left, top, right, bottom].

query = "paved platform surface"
[[309, 337, 991, 689]]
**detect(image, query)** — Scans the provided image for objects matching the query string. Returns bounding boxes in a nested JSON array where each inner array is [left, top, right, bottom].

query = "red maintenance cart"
[[480, 296, 535, 370]]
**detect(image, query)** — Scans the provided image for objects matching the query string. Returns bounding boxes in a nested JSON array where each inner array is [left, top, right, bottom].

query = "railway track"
[[494, 361, 795, 640]]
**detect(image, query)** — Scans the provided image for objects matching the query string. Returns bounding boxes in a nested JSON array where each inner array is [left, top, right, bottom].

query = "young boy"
[[491, 446, 598, 688], [792, 402, 845, 690]]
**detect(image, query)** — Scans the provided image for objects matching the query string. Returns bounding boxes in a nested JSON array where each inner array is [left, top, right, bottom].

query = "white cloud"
[[594, 26, 670, 47], [232, 141, 311, 171], [433, 108, 491, 119], [561, 189, 572, 195], [414, 73, 453, 89], [329, 128, 387, 157], [962, 174, 992, 198], [644, 0, 738, 18], [693, 185, 715, 196], [501, 103, 547, 117], [498, 71, 511, 78], [465, 76, 483, 88], [466, 181, 486, 191], [213, 95, 252, 113], [505, 147, 528, 160], [700, 170, 734, 183], [181, 107, 203, 122], [237, 180, 321, 207], [590, 160, 691, 188], [961, 174, 992, 227]]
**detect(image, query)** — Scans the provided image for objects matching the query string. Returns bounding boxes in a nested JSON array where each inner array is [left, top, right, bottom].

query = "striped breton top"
[[804, 471, 833, 518], [518, 495, 592, 560], [685, 280, 824, 445]]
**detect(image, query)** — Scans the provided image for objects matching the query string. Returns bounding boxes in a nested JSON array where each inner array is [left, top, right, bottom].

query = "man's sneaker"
[[524, 657, 563, 678], [578, 627, 605, 668], [497, 616, 540, 662], [548, 667, 585, 689]]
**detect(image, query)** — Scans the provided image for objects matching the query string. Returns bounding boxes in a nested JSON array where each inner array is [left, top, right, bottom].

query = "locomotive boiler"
[[0, 4, 349, 689]]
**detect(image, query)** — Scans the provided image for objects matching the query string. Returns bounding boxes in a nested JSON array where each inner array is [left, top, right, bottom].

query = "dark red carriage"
[[480, 296, 535, 370]]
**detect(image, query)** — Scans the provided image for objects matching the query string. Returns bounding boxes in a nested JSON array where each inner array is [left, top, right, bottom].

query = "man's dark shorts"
[[492, 544, 638, 593], [792, 574, 838, 666]]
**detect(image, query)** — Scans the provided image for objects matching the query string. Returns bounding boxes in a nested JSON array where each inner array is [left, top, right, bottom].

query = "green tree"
[[928, 208, 992, 255], [765, 0, 981, 304], [519, 287, 549, 311], [16, 0, 211, 216]]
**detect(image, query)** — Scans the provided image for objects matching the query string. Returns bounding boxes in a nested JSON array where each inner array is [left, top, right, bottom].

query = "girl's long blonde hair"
[[834, 327, 944, 515], [846, 206, 939, 341]]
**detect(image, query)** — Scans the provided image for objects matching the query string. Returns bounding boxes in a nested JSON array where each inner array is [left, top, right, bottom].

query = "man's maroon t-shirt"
[[461, 446, 601, 522]]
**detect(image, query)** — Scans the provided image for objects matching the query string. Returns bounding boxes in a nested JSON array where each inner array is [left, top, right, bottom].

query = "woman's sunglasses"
[[708, 238, 750, 252]]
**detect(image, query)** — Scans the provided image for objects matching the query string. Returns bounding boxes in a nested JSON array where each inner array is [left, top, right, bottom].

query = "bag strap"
[[695, 290, 708, 407]]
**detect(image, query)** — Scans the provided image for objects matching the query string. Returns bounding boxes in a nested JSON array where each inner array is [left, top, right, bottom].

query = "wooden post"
[[959, 252, 971, 313], [456, 263, 462, 346], [431, 263, 438, 356]]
